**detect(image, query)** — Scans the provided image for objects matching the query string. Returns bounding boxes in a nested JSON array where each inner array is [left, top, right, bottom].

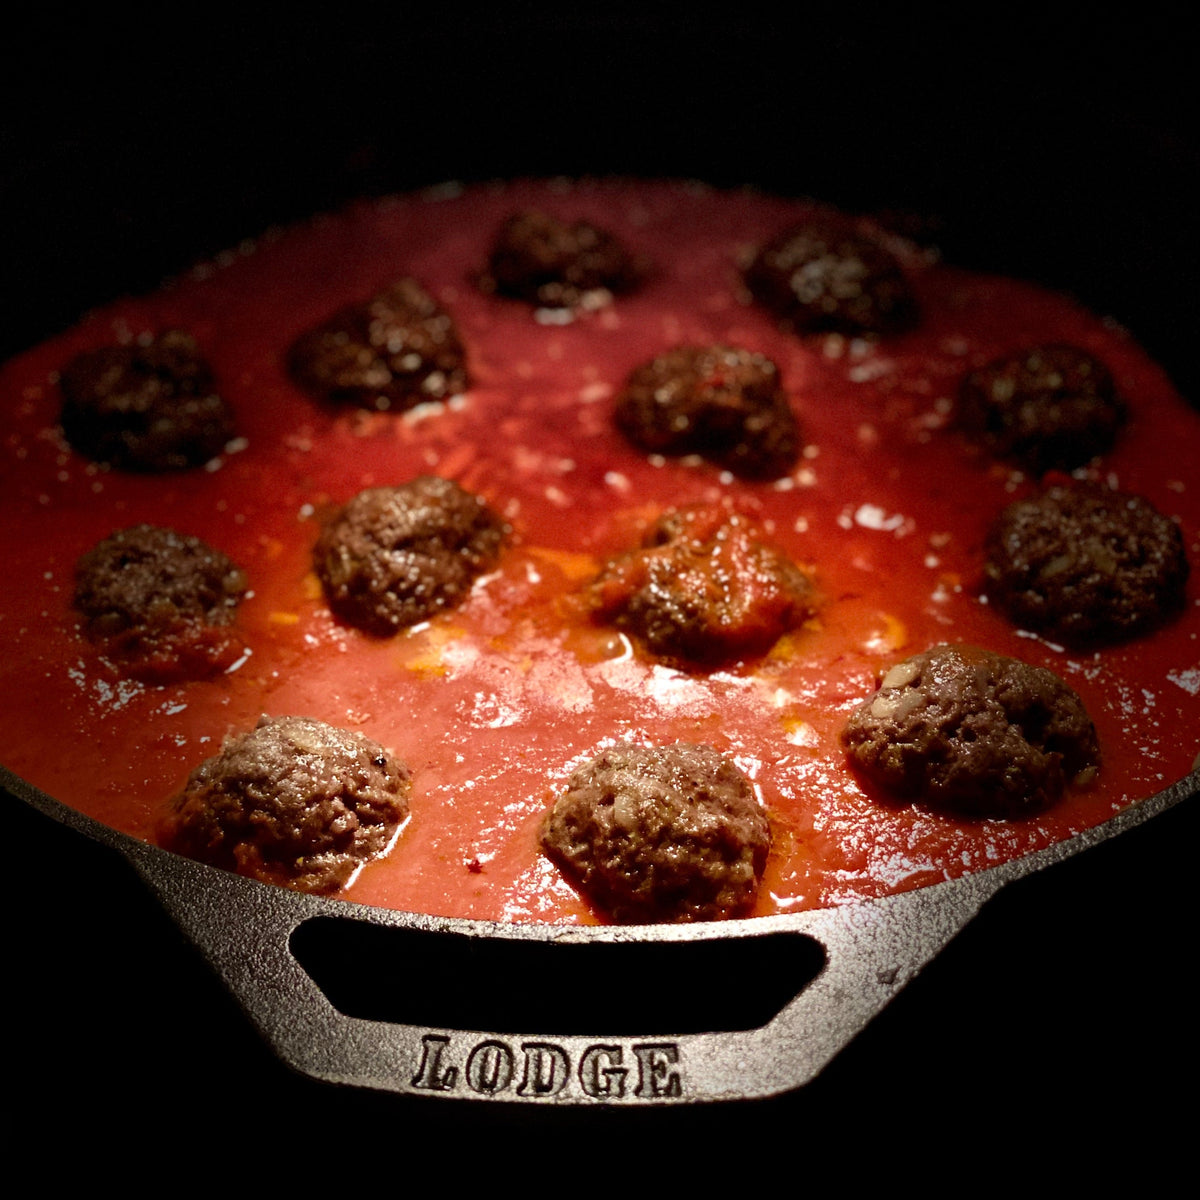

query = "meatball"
[[59, 331, 235, 472], [744, 218, 917, 337], [314, 476, 507, 636], [162, 715, 411, 894], [614, 344, 801, 479], [73, 524, 248, 682], [840, 644, 1100, 817], [484, 210, 640, 308], [984, 484, 1189, 645], [288, 278, 468, 411], [541, 742, 770, 923], [957, 344, 1126, 473], [589, 505, 814, 666]]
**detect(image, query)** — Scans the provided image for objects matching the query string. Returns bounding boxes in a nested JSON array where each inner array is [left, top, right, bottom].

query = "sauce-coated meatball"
[[541, 742, 770, 923], [59, 331, 235, 472], [841, 644, 1099, 817], [484, 210, 640, 308], [744, 219, 917, 337], [74, 524, 247, 682], [957, 344, 1125, 473], [288, 278, 468, 411], [163, 715, 411, 894], [589, 505, 814, 666], [984, 483, 1189, 645], [314, 476, 506, 636], [614, 344, 801, 479]]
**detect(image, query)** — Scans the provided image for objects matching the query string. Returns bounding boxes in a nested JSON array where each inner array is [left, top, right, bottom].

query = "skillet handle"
[[129, 839, 1004, 1105]]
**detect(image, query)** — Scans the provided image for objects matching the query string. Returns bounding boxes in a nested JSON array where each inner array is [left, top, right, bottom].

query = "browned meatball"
[[314, 476, 507, 636], [957, 344, 1126, 473], [744, 218, 917, 337], [288, 278, 468, 411], [484, 210, 640, 308], [541, 742, 770, 923], [162, 715, 411, 894], [840, 644, 1099, 818], [984, 484, 1189, 645], [589, 505, 814, 666], [59, 331, 235, 472], [614, 344, 801, 479], [74, 524, 247, 682]]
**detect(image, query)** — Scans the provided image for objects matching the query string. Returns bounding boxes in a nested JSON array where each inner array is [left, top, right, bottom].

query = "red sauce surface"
[[2, 179, 1197, 924]]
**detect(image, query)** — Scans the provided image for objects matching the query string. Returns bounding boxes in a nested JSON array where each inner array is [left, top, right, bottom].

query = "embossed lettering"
[[466, 1039, 515, 1094], [410, 1033, 683, 1101], [579, 1044, 629, 1099], [411, 1034, 457, 1091], [517, 1042, 569, 1097], [633, 1042, 682, 1098]]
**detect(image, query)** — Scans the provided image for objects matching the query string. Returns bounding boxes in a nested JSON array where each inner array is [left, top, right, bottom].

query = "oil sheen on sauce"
[[1, 179, 1197, 924]]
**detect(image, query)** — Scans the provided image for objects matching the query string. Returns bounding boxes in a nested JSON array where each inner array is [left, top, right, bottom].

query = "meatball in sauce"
[[59, 331, 234, 472], [314, 476, 507, 636], [74, 524, 247, 683], [483, 210, 641, 309], [588, 504, 815, 668], [841, 644, 1100, 818], [163, 715, 411, 894], [288, 278, 468, 411], [614, 344, 801, 479], [541, 742, 770, 923], [957, 344, 1125, 473], [745, 218, 917, 337], [984, 483, 1189, 646]]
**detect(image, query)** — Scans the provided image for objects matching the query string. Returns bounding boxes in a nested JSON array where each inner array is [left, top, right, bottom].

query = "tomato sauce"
[[1, 179, 1197, 924]]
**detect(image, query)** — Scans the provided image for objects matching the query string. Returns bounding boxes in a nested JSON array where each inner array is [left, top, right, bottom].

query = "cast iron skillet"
[[5, 760, 1198, 1107], [5, 10, 1197, 1152]]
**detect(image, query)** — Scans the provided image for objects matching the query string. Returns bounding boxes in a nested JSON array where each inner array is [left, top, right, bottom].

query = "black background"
[[4, 7, 1196, 1175]]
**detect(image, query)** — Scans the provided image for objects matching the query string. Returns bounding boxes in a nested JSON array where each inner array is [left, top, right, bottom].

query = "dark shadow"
[[290, 917, 825, 1035]]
